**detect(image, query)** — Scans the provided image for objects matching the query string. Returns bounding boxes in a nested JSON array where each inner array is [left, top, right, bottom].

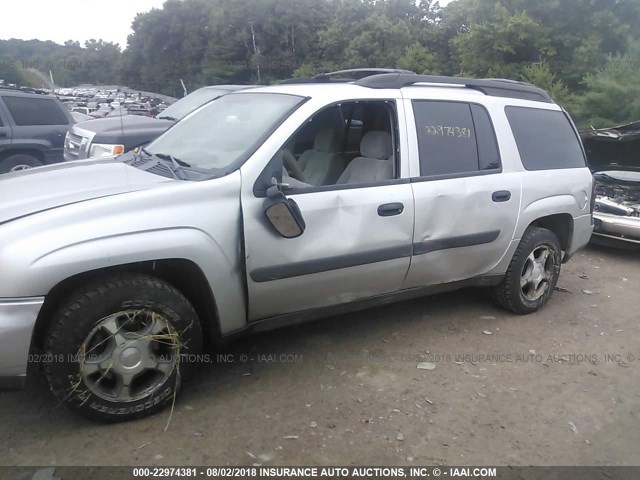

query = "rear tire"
[[490, 227, 562, 314], [0, 154, 43, 173], [43, 274, 203, 423]]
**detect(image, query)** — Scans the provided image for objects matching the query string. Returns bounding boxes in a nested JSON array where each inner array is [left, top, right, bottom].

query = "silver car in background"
[[581, 121, 640, 247]]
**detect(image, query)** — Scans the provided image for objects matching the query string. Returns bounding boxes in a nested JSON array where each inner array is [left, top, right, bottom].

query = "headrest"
[[314, 128, 338, 153], [360, 131, 393, 160]]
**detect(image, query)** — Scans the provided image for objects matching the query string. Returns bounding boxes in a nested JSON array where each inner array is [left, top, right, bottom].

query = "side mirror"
[[264, 186, 306, 239]]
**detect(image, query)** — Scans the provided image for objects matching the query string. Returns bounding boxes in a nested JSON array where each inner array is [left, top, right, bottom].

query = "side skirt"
[[222, 274, 504, 341]]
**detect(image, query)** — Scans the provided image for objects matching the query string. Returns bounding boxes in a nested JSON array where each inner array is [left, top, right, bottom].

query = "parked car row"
[[0, 82, 229, 173], [0, 70, 595, 422], [60, 88, 170, 119], [64, 85, 252, 161]]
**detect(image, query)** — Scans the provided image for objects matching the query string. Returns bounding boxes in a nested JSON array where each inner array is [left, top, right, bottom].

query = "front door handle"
[[492, 191, 511, 203], [0, 131, 7, 138], [378, 202, 404, 217]]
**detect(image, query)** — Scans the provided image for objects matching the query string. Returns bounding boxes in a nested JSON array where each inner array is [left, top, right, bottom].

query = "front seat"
[[298, 128, 345, 186], [336, 131, 394, 185]]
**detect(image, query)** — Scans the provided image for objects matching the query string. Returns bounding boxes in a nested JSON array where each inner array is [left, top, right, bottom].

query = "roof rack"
[[317, 68, 415, 78], [280, 68, 416, 85], [355, 73, 553, 103]]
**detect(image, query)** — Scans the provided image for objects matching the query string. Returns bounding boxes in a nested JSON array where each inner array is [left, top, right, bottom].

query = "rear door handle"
[[492, 191, 511, 203], [378, 202, 404, 217]]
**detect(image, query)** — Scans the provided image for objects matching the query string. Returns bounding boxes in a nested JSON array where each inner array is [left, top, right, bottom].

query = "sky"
[[1, 0, 167, 49], [1, 0, 456, 50]]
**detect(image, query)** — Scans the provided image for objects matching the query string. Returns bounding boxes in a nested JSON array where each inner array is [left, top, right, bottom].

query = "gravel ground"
[[1, 244, 639, 468]]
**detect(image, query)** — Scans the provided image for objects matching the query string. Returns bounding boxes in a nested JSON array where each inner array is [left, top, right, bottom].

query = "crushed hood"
[[0, 158, 172, 225], [581, 121, 640, 172]]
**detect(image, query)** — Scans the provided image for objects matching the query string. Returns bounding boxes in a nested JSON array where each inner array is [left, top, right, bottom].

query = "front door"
[[242, 98, 415, 320]]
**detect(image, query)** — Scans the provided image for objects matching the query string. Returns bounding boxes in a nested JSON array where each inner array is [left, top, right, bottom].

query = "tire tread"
[[490, 227, 560, 315], [43, 273, 199, 422]]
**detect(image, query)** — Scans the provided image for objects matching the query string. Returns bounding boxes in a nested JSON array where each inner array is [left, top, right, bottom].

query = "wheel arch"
[[0, 148, 45, 163], [518, 194, 577, 252], [491, 211, 575, 276], [30, 259, 223, 354], [528, 213, 574, 252]]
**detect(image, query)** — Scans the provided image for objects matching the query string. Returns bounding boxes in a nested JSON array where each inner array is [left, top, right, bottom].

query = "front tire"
[[44, 274, 202, 423], [490, 227, 562, 314]]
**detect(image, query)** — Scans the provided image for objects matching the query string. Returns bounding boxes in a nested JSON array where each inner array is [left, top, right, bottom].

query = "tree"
[[343, 14, 413, 68], [0, 0, 638, 126], [447, 2, 555, 78], [397, 43, 439, 74], [571, 45, 640, 128], [521, 60, 572, 107]]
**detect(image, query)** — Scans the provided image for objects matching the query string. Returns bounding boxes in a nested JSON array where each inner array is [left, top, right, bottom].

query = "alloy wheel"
[[80, 309, 180, 403], [520, 246, 554, 302]]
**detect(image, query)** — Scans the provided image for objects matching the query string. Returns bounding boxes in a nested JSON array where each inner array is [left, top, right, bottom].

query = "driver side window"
[[277, 100, 400, 191]]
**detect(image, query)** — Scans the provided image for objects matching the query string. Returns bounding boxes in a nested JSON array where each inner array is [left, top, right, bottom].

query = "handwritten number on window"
[[424, 125, 472, 138]]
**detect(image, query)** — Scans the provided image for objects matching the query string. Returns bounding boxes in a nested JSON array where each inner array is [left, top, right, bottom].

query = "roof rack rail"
[[316, 68, 415, 78], [355, 73, 553, 103], [280, 68, 416, 85]]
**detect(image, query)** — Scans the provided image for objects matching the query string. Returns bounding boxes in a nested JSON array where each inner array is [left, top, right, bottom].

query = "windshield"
[[157, 88, 229, 121], [145, 92, 304, 172]]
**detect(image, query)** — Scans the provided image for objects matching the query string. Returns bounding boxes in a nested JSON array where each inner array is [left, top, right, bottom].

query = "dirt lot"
[[1, 244, 639, 468]]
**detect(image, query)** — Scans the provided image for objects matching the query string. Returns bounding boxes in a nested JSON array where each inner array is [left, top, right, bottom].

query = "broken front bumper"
[[593, 212, 640, 244], [0, 297, 44, 391]]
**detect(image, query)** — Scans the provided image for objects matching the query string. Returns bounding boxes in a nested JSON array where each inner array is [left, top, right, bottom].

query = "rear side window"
[[2, 96, 69, 126], [413, 101, 501, 177], [505, 106, 585, 170]]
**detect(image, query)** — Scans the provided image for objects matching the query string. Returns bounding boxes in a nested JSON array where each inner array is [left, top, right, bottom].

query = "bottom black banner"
[[0, 466, 638, 480]]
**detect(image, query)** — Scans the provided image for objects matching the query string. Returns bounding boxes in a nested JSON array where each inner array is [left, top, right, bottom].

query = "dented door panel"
[[404, 173, 522, 288], [243, 184, 415, 320]]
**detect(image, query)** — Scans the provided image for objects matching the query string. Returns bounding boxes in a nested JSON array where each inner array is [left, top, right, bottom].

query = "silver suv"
[[0, 72, 594, 422]]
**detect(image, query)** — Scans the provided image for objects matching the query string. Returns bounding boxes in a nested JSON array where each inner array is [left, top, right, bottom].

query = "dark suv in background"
[[64, 85, 252, 161], [0, 88, 75, 173]]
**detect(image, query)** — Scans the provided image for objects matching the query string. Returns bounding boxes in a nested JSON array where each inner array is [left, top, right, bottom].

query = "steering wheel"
[[282, 149, 306, 183]]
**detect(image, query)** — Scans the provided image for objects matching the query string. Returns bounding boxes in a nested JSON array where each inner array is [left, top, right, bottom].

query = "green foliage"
[[397, 43, 439, 74], [571, 48, 640, 129], [0, 39, 121, 88], [450, 4, 555, 78], [0, 59, 29, 86], [521, 61, 571, 107], [1, 0, 639, 127]]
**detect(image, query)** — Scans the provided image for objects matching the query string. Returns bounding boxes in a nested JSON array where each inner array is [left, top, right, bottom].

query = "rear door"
[[402, 96, 521, 288]]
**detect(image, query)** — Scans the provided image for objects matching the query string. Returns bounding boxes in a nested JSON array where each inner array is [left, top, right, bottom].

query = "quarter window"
[[505, 106, 586, 171], [413, 101, 501, 177], [2, 96, 69, 126]]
